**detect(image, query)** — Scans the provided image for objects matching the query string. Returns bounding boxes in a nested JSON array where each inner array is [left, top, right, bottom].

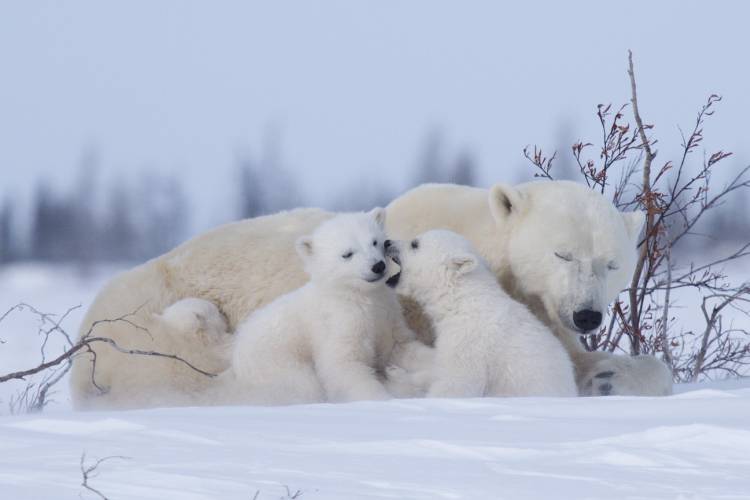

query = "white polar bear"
[[70, 181, 671, 410], [217, 209, 422, 405], [386, 181, 672, 397], [388, 230, 577, 397]]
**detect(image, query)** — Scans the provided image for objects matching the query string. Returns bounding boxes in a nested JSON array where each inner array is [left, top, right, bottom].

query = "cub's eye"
[[554, 252, 573, 262], [342, 251, 354, 260], [411, 239, 419, 250], [607, 261, 620, 271], [372, 239, 378, 247]]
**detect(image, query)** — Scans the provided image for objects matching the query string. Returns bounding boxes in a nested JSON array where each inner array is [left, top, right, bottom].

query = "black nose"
[[573, 309, 603, 331], [371, 261, 386, 275], [384, 240, 392, 249]]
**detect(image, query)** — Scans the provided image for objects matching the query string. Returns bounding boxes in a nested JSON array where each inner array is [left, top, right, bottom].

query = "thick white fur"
[[70, 181, 671, 410], [386, 181, 672, 396], [389, 230, 577, 397], [217, 209, 423, 405]]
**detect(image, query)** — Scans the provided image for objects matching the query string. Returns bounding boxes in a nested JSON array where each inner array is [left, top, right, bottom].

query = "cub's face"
[[388, 229, 479, 301], [296, 208, 391, 290]]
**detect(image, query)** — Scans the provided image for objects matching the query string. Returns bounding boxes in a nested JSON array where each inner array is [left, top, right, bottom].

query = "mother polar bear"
[[69, 180, 673, 409]]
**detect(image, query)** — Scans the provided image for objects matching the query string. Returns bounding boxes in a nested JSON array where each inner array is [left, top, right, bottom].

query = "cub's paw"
[[383, 365, 429, 398], [581, 355, 673, 397], [158, 298, 229, 342]]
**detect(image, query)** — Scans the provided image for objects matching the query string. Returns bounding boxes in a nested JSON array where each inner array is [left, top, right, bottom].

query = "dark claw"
[[598, 382, 613, 395], [594, 371, 615, 379]]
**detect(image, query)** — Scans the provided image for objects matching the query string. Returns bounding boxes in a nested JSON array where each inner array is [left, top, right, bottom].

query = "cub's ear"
[[488, 183, 525, 222], [622, 210, 646, 241], [368, 207, 386, 229], [447, 253, 478, 276], [295, 236, 314, 260]]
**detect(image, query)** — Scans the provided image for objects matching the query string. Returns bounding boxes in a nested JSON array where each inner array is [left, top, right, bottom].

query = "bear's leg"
[[383, 365, 432, 398], [236, 365, 326, 406], [383, 340, 435, 397], [316, 342, 390, 402], [428, 362, 486, 398], [159, 298, 229, 344], [389, 340, 435, 373], [574, 351, 673, 396], [231, 337, 326, 406], [320, 360, 391, 402], [428, 378, 486, 398], [271, 365, 326, 405], [491, 334, 577, 397], [158, 298, 232, 371]]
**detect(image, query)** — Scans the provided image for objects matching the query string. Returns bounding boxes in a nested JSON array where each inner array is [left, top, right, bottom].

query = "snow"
[[1, 381, 750, 499], [2, 264, 750, 499]]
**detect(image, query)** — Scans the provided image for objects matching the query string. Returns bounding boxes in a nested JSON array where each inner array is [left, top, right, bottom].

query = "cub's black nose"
[[384, 239, 392, 249], [371, 261, 386, 275], [573, 309, 603, 331]]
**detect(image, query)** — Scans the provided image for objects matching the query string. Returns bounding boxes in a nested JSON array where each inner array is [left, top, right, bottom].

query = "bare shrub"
[[524, 51, 750, 382], [0, 302, 216, 413]]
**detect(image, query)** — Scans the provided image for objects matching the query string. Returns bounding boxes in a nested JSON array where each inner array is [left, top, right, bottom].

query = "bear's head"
[[487, 180, 644, 335], [295, 208, 392, 290], [389, 229, 485, 304]]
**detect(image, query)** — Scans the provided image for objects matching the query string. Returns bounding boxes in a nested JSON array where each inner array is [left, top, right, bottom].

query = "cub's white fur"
[[219, 209, 422, 405], [387, 182, 672, 396], [391, 230, 577, 398]]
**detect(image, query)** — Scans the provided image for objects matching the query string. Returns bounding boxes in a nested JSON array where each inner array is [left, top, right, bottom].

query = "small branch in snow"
[[79, 453, 130, 500]]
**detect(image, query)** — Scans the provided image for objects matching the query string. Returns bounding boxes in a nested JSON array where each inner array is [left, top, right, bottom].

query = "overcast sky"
[[1, 1, 748, 230]]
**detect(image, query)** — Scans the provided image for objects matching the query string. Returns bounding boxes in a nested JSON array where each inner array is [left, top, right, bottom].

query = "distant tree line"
[[0, 168, 188, 265], [5, 126, 740, 266], [236, 128, 478, 219], [0, 131, 477, 265]]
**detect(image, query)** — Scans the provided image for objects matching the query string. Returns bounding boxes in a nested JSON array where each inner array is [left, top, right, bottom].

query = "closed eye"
[[607, 261, 620, 271], [554, 252, 573, 262], [342, 251, 354, 259]]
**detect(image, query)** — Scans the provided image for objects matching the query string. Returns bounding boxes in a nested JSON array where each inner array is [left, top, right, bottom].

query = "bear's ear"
[[488, 183, 524, 222], [622, 210, 646, 241], [295, 236, 314, 260], [447, 253, 478, 276], [368, 207, 386, 229]]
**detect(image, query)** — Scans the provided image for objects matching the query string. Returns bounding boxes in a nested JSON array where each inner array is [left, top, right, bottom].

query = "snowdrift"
[[2, 379, 749, 499]]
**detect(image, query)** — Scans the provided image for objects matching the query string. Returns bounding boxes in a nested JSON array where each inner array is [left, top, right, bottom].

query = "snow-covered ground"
[[1, 381, 750, 499], [2, 264, 750, 499]]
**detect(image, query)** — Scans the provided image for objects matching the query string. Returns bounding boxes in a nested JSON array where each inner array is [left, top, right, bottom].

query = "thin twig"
[[80, 453, 130, 500]]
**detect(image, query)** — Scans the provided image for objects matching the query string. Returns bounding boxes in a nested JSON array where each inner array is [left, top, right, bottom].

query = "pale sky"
[[1, 0, 748, 231]]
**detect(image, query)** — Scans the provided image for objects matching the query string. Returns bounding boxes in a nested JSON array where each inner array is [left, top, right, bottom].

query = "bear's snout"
[[573, 309, 603, 332]]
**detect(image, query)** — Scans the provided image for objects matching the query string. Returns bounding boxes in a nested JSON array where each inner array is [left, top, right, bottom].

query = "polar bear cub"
[[224, 208, 418, 405], [391, 230, 577, 398]]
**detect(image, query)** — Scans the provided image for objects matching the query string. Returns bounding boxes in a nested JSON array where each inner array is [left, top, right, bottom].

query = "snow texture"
[[1, 380, 749, 499]]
